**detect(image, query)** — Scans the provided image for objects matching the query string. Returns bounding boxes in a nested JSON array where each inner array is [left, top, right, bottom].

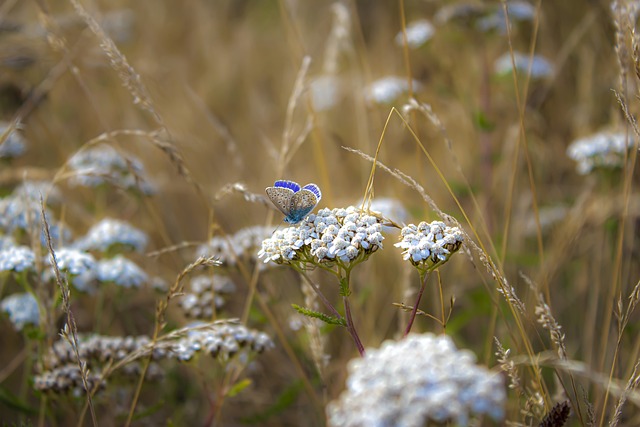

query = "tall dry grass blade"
[[41, 199, 98, 427]]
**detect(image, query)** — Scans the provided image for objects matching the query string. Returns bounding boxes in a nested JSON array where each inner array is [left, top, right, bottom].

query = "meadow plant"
[[74, 218, 148, 254], [566, 130, 635, 174], [67, 145, 156, 194], [179, 275, 236, 319], [1, 292, 40, 331], [395, 19, 435, 49], [4, 1, 640, 425], [494, 51, 555, 79], [395, 221, 464, 335], [0, 121, 27, 159], [95, 255, 148, 288], [364, 76, 422, 105], [259, 206, 384, 355], [326, 333, 506, 427]]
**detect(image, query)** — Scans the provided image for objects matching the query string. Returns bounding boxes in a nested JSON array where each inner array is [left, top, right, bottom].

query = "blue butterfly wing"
[[274, 180, 301, 192], [266, 186, 294, 216], [287, 189, 319, 224], [301, 183, 322, 202]]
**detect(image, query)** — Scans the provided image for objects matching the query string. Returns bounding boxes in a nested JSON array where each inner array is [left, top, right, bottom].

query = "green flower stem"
[[404, 270, 430, 337]]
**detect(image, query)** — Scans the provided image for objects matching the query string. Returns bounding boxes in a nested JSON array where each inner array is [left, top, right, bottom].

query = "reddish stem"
[[404, 272, 429, 337]]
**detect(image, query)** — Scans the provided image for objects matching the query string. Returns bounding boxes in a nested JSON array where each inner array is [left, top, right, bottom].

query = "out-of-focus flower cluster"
[[74, 218, 148, 253], [365, 76, 422, 105], [566, 130, 635, 175], [326, 333, 506, 427], [258, 207, 384, 266], [197, 226, 273, 268], [1, 293, 39, 330], [395, 221, 464, 269], [159, 322, 274, 362], [35, 322, 273, 395], [395, 20, 434, 48], [179, 275, 236, 319], [67, 145, 156, 195], [0, 122, 27, 159], [494, 51, 555, 79], [35, 334, 162, 395]]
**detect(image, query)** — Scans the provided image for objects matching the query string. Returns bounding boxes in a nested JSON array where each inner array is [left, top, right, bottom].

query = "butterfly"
[[265, 180, 322, 224]]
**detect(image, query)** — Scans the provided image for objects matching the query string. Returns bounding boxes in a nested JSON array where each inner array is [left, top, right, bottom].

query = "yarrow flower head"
[[0, 122, 27, 159], [0, 246, 36, 273], [49, 248, 96, 276], [180, 275, 236, 319], [567, 130, 635, 175], [162, 322, 274, 362], [13, 180, 62, 205], [96, 255, 148, 288], [197, 226, 273, 268], [1, 292, 39, 331], [0, 195, 52, 234], [326, 333, 506, 427], [395, 19, 435, 48], [258, 206, 384, 267], [364, 76, 422, 105], [74, 218, 148, 253], [494, 51, 555, 79], [67, 145, 156, 194], [395, 221, 464, 270]]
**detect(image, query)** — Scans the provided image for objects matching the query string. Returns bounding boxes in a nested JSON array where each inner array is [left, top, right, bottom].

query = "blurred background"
[[1, 0, 639, 425]]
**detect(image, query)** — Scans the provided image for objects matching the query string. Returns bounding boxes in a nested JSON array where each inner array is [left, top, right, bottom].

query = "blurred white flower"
[[68, 145, 156, 194], [309, 75, 343, 111], [0, 122, 27, 159], [96, 255, 148, 288], [494, 51, 554, 78], [74, 218, 148, 253], [0, 246, 35, 272], [365, 76, 421, 105], [1, 293, 39, 330], [327, 333, 506, 427], [567, 130, 635, 174], [395, 19, 435, 48]]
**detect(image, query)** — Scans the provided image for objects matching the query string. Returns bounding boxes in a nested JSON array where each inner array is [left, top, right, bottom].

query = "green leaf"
[[0, 385, 38, 415], [227, 379, 252, 397], [291, 304, 346, 327], [241, 380, 304, 424]]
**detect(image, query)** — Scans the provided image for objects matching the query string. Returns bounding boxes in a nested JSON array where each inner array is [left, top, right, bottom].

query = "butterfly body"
[[266, 180, 322, 224]]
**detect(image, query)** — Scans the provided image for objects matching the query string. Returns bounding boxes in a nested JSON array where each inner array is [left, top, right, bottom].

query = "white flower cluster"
[[12, 180, 61, 204], [0, 122, 27, 159], [0, 246, 36, 272], [395, 221, 464, 267], [0, 196, 52, 234], [74, 218, 148, 253], [1, 293, 40, 330], [67, 145, 156, 194], [494, 51, 555, 79], [37, 334, 163, 395], [43, 248, 148, 292], [180, 275, 236, 319], [161, 323, 274, 362], [567, 130, 635, 174], [395, 20, 435, 48], [258, 207, 384, 265], [197, 225, 273, 267], [96, 255, 148, 288], [326, 333, 506, 427], [365, 76, 422, 105]]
